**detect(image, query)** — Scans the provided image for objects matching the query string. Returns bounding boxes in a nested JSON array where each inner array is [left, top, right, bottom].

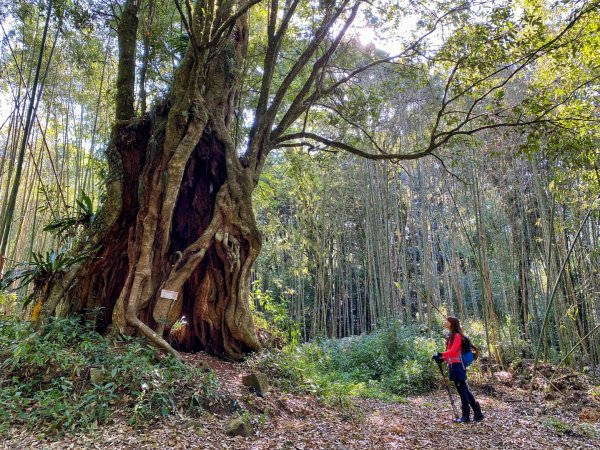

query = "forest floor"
[[3, 353, 600, 450]]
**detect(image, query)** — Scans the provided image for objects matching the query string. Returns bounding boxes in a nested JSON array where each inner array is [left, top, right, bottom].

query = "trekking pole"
[[436, 360, 459, 420]]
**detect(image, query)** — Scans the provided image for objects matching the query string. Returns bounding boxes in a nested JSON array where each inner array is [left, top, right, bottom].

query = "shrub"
[[0, 316, 219, 435], [250, 284, 301, 348], [543, 417, 572, 434], [0, 292, 17, 316], [253, 322, 439, 402], [381, 337, 438, 395]]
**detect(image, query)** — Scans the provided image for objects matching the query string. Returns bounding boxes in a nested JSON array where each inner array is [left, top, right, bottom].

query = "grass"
[[0, 315, 220, 436]]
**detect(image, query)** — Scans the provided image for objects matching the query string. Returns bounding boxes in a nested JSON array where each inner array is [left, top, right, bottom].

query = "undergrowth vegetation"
[[252, 323, 440, 404], [250, 284, 302, 349], [0, 315, 219, 436]]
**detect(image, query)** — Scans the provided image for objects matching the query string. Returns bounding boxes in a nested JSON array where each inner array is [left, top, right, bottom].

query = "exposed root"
[[128, 315, 182, 360]]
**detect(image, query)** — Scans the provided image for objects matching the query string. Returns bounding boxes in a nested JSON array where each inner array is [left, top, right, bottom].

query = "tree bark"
[[39, 3, 261, 360], [115, 0, 139, 121]]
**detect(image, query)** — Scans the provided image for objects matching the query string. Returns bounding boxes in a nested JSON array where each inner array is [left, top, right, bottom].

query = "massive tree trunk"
[[40, 1, 261, 359]]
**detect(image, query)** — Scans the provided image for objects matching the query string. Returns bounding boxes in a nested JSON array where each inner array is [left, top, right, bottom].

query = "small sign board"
[[160, 289, 178, 301]]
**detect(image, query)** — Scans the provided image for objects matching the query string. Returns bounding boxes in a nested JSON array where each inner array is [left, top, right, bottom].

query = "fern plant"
[[0, 249, 94, 308], [43, 191, 96, 241]]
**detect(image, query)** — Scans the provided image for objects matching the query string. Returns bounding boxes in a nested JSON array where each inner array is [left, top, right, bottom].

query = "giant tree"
[[25, 0, 600, 359]]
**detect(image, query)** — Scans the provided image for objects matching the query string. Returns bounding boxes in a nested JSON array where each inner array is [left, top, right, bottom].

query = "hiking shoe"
[[454, 416, 470, 423], [473, 401, 484, 422]]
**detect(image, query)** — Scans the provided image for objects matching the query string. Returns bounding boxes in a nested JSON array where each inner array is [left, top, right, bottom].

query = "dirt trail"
[[3, 353, 599, 449]]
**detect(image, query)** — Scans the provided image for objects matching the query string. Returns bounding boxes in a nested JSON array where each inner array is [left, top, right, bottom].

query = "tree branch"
[[208, 0, 262, 48], [429, 0, 600, 147], [272, 132, 435, 160], [267, 2, 470, 150], [174, 0, 200, 51], [272, 1, 362, 137], [315, 102, 386, 154]]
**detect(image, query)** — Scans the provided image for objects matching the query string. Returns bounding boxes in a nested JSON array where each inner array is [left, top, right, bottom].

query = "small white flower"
[[141, 382, 149, 392]]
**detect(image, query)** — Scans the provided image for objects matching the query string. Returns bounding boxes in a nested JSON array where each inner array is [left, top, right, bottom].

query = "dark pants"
[[453, 380, 478, 418]]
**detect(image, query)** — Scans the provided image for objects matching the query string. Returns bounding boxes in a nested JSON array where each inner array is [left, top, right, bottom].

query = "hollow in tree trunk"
[[40, 5, 261, 360]]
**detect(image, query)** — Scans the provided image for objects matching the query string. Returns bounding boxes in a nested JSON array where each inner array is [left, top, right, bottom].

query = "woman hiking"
[[432, 317, 484, 423]]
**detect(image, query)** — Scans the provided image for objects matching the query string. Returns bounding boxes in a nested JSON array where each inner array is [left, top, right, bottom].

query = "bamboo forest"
[[1, 0, 599, 448]]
